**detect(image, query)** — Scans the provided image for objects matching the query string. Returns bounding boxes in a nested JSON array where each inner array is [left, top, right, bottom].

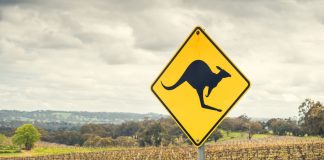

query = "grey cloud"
[[0, 0, 323, 117], [99, 45, 136, 64], [0, 0, 36, 5]]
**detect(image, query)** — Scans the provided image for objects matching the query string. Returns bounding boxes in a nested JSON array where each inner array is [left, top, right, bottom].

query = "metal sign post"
[[198, 143, 205, 160]]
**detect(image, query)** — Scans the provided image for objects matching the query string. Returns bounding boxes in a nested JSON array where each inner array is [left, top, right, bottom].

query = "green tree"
[[230, 114, 251, 131], [210, 130, 223, 142], [80, 124, 106, 137], [12, 124, 40, 150], [298, 99, 324, 136], [116, 121, 140, 137], [115, 136, 137, 147], [267, 118, 301, 136], [248, 121, 263, 139], [219, 118, 235, 131], [138, 121, 163, 147]]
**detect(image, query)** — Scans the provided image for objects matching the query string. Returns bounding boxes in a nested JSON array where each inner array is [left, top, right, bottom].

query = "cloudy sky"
[[0, 0, 323, 118]]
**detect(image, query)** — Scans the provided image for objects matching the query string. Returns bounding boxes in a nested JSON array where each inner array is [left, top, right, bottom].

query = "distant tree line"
[[0, 99, 322, 147], [0, 110, 163, 124], [40, 118, 187, 147]]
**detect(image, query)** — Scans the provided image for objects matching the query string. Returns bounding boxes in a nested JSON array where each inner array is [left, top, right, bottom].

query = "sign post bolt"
[[198, 143, 205, 160]]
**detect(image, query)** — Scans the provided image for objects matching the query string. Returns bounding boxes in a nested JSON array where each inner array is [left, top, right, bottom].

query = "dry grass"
[[0, 136, 323, 159]]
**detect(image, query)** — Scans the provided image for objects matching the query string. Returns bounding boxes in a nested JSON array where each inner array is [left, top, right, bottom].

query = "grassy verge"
[[252, 134, 272, 139], [217, 130, 272, 141], [0, 145, 21, 154], [0, 147, 124, 158]]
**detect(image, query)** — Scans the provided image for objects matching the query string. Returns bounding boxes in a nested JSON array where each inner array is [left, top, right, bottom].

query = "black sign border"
[[151, 26, 251, 147]]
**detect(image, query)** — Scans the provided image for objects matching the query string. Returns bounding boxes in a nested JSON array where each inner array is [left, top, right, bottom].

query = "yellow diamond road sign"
[[151, 27, 250, 146]]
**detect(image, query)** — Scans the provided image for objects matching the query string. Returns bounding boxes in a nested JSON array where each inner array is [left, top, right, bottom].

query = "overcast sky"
[[0, 0, 323, 118]]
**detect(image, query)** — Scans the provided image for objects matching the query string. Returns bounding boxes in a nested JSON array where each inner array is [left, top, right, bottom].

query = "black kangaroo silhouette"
[[161, 60, 231, 112]]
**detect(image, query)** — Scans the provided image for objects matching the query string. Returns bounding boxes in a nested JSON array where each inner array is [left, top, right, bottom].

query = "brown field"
[[0, 137, 323, 160]]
